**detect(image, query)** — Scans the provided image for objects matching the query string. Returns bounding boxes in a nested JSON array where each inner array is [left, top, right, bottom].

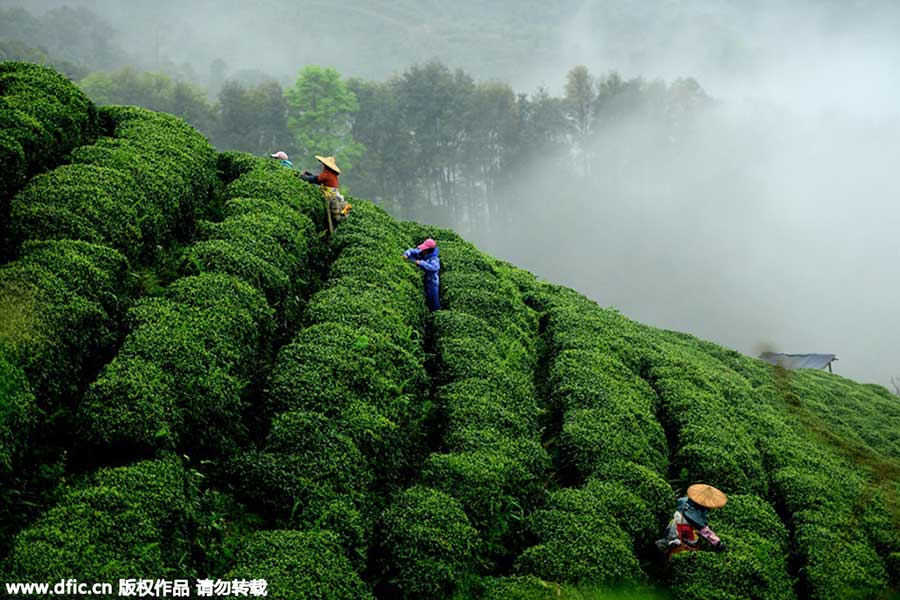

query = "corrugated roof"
[[758, 352, 837, 370]]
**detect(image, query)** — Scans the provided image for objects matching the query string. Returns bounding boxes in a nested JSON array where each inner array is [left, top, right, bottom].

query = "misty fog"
[[5, 0, 898, 387], [472, 1, 900, 388], [452, 0, 899, 389]]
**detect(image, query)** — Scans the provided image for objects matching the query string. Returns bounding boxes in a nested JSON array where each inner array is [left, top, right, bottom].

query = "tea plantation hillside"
[[1, 62, 898, 599]]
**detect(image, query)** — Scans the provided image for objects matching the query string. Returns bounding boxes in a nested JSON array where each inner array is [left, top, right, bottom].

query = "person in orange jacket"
[[300, 155, 340, 188], [300, 155, 351, 226]]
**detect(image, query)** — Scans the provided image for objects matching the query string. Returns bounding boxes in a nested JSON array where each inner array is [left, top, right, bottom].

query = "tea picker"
[[656, 483, 728, 556], [300, 155, 351, 233], [403, 238, 441, 311], [270, 150, 293, 168]]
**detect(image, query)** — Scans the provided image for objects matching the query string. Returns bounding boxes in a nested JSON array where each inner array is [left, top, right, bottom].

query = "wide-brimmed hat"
[[270, 151, 289, 160], [315, 155, 341, 174], [417, 238, 436, 251], [687, 484, 728, 509]]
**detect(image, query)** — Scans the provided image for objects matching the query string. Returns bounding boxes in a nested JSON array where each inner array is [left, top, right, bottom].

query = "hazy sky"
[[6, 0, 899, 387]]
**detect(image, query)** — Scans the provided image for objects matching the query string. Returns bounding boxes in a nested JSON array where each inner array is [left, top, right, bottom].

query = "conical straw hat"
[[315, 155, 341, 174], [687, 484, 728, 508]]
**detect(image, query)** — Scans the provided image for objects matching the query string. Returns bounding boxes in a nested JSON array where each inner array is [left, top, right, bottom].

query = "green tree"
[[79, 68, 217, 137], [254, 80, 292, 154], [395, 61, 474, 220], [346, 77, 413, 214], [285, 66, 364, 174], [564, 65, 596, 176], [215, 80, 257, 151], [461, 81, 518, 230], [214, 80, 290, 155]]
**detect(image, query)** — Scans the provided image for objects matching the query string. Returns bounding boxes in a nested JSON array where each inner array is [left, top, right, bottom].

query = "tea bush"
[[5, 457, 193, 584], [185, 197, 315, 333], [330, 200, 411, 253], [0, 353, 36, 474], [72, 140, 194, 247], [378, 224, 549, 592], [515, 486, 645, 586], [304, 282, 421, 347], [228, 200, 427, 588], [0, 62, 98, 199], [592, 460, 674, 525], [744, 382, 896, 598], [560, 407, 667, 478], [0, 99, 56, 172], [216, 151, 265, 184], [580, 479, 658, 542], [98, 105, 218, 222], [432, 312, 534, 393], [226, 161, 325, 230], [0, 129, 26, 201], [229, 410, 373, 554], [423, 431, 550, 534], [377, 485, 480, 598], [548, 346, 667, 478], [0, 240, 127, 404], [438, 378, 539, 440], [10, 164, 142, 257], [266, 323, 426, 453], [440, 271, 534, 339], [226, 530, 373, 600], [79, 273, 272, 455]]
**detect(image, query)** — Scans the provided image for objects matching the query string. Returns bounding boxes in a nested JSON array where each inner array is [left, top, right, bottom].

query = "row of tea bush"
[[508, 285, 673, 587], [546, 295, 795, 599], [11, 106, 218, 261], [4, 155, 325, 584], [0, 105, 217, 476], [5, 457, 196, 586], [376, 228, 550, 598], [79, 157, 322, 457], [742, 371, 899, 597], [637, 328, 897, 597], [0, 62, 97, 202], [223, 201, 429, 598]]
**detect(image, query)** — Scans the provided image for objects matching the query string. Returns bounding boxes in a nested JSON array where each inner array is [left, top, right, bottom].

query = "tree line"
[[71, 63, 709, 228], [1, 6, 711, 229]]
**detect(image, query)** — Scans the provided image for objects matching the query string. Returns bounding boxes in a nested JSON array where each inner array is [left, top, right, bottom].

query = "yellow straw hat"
[[687, 483, 728, 509], [315, 155, 341, 174]]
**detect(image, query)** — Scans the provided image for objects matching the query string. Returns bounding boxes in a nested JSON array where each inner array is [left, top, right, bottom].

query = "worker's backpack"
[[323, 186, 351, 223]]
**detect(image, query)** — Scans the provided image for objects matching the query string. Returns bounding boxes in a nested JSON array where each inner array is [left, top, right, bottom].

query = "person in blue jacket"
[[403, 238, 440, 311]]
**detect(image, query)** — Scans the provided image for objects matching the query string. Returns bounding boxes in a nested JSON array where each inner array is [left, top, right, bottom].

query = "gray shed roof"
[[758, 352, 837, 370]]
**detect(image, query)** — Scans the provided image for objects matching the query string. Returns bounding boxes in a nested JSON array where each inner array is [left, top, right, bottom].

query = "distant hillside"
[[10, 0, 900, 90], [1, 62, 898, 599]]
